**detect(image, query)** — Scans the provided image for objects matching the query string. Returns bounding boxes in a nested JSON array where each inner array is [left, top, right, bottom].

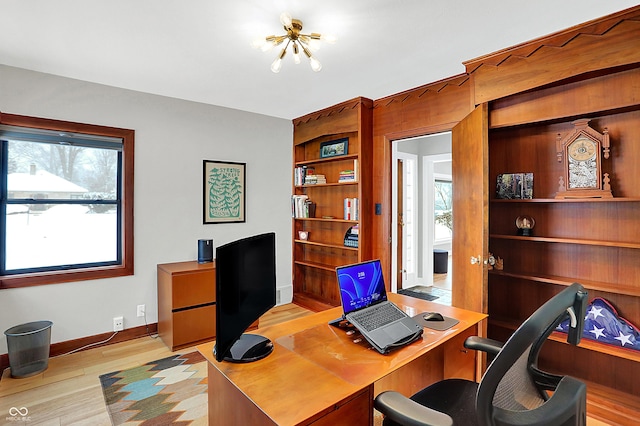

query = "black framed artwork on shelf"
[[320, 138, 348, 158], [203, 160, 246, 224], [496, 172, 533, 199]]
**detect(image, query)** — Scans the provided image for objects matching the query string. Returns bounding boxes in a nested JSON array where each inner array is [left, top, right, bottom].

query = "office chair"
[[375, 282, 588, 426]]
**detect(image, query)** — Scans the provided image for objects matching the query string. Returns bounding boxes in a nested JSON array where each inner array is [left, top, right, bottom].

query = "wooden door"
[[396, 159, 404, 289], [451, 104, 489, 314]]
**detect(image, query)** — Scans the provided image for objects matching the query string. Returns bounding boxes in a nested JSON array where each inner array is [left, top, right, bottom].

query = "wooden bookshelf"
[[486, 67, 640, 421], [291, 97, 373, 310]]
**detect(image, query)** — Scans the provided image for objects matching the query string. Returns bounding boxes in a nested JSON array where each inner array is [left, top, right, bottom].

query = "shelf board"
[[292, 292, 338, 312], [488, 270, 640, 297], [295, 181, 358, 188], [295, 154, 359, 167], [584, 379, 640, 424], [294, 239, 359, 251], [490, 197, 640, 203], [489, 318, 640, 363], [294, 217, 358, 224], [294, 260, 338, 272], [490, 233, 640, 249]]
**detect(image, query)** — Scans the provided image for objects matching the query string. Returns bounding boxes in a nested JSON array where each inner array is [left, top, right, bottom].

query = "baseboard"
[[0, 323, 158, 379]]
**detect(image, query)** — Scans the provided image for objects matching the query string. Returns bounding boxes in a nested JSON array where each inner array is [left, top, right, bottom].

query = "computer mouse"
[[423, 312, 445, 322]]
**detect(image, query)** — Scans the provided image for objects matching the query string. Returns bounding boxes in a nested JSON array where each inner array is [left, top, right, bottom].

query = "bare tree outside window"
[[434, 179, 452, 239]]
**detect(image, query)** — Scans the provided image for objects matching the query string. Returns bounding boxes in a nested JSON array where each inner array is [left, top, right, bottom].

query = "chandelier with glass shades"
[[253, 12, 336, 73]]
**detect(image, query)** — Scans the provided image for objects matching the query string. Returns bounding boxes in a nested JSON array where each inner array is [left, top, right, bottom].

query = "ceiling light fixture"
[[253, 12, 336, 73]]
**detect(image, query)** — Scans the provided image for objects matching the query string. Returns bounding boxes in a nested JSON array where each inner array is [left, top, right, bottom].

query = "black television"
[[214, 232, 276, 362]]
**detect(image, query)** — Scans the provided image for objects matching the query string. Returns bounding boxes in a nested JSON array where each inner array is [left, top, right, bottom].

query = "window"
[[434, 178, 452, 241], [0, 113, 134, 289]]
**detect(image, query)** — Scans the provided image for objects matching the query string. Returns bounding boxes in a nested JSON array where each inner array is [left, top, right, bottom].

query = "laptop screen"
[[336, 260, 388, 315]]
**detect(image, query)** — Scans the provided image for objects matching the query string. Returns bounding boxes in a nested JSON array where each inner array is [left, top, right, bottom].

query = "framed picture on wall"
[[203, 160, 246, 224]]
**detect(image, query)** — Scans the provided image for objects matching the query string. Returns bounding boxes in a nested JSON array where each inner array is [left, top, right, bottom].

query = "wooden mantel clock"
[[555, 118, 613, 199]]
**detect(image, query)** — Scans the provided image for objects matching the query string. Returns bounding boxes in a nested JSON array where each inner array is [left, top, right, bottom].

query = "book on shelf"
[[304, 173, 326, 185], [343, 197, 358, 221], [353, 159, 358, 182], [294, 166, 315, 186], [338, 169, 356, 182], [291, 195, 315, 218]]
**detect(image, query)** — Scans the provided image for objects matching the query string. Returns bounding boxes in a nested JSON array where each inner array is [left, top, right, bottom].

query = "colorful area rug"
[[99, 352, 207, 425]]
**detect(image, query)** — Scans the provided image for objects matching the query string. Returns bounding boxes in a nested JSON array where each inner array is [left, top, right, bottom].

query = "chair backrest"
[[476, 283, 588, 426]]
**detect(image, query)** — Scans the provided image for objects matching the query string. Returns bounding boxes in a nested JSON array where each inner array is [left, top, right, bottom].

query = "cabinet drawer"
[[173, 305, 216, 347], [172, 270, 215, 309]]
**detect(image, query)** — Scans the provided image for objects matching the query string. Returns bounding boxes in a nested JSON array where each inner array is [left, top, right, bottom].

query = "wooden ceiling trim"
[[373, 73, 470, 110], [468, 11, 640, 104], [293, 97, 372, 145], [464, 6, 639, 72]]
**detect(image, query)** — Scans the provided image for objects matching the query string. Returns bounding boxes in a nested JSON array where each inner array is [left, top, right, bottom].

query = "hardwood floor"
[[0, 303, 312, 425], [0, 302, 610, 425]]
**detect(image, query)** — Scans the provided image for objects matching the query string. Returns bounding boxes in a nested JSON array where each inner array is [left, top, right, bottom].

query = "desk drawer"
[[173, 304, 216, 347], [172, 270, 215, 309]]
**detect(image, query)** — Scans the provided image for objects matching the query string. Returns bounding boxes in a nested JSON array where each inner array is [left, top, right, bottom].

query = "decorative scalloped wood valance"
[[464, 5, 640, 104]]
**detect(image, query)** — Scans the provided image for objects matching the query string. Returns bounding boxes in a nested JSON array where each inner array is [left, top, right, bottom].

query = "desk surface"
[[198, 293, 486, 425]]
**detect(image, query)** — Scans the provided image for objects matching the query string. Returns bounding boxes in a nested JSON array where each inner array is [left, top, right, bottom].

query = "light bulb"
[[271, 46, 287, 73], [309, 57, 322, 72], [308, 39, 321, 51], [322, 34, 337, 44], [293, 43, 301, 64], [261, 36, 276, 52], [251, 38, 266, 49], [280, 12, 292, 28], [271, 58, 283, 73]]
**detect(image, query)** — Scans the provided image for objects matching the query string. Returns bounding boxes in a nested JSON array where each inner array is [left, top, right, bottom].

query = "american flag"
[[556, 297, 639, 350]]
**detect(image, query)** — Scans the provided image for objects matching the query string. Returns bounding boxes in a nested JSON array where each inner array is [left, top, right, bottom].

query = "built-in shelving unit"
[[291, 97, 373, 311], [486, 67, 640, 422]]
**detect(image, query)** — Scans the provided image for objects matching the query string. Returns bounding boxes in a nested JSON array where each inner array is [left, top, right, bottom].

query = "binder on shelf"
[[343, 197, 358, 220], [344, 226, 359, 248]]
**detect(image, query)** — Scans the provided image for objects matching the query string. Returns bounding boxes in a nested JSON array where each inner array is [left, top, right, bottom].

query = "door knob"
[[470, 255, 482, 265]]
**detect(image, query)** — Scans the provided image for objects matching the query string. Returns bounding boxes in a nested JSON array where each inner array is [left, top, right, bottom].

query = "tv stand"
[[216, 334, 273, 363]]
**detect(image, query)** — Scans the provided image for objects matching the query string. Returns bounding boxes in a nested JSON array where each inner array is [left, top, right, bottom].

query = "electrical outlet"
[[113, 316, 124, 332], [137, 304, 145, 317]]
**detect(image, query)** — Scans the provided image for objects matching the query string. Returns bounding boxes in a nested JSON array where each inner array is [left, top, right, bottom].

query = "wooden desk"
[[197, 293, 486, 425]]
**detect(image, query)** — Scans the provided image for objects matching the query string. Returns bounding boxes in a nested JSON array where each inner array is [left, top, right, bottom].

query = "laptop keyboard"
[[350, 303, 406, 332]]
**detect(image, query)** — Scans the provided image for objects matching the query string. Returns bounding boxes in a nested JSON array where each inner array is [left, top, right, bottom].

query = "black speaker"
[[198, 239, 213, 263]]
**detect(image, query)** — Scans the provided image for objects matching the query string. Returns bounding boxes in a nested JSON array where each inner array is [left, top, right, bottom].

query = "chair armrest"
[[464, 336, 503, 357], [374, 391, 453, 426]]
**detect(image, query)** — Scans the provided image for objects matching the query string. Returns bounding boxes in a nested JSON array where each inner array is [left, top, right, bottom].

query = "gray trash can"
[[4, 320, 53, 378]]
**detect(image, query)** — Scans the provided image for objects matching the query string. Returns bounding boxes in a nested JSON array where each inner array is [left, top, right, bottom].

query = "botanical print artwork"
[[204, 161, 245, 223]]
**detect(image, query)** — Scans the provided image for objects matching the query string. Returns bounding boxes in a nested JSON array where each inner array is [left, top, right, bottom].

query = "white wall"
[[0, 65, 293, 354]]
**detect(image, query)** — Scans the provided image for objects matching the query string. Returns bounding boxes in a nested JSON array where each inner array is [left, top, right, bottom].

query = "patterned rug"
[[99, 352, 207, 425]]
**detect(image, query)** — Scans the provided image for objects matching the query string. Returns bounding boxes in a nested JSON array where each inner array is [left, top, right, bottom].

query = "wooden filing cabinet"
[[157, 261, 216, 351]]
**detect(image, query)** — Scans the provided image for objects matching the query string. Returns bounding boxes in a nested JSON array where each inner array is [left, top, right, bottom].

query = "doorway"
[[391, 132, 452, 305]]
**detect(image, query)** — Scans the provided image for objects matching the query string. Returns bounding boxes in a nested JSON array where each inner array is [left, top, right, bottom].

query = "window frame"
[[0, 112, 134, 289]]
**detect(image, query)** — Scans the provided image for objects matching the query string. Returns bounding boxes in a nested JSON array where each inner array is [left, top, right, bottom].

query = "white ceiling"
[[1, 1, 638, 120]]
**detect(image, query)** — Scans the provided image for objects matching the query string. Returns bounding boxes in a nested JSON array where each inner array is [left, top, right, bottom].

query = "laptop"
[[336, 259, 423, 354]]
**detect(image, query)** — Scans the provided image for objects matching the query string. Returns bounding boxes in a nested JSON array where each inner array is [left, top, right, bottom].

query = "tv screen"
[[214, 232, 276, 362]]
